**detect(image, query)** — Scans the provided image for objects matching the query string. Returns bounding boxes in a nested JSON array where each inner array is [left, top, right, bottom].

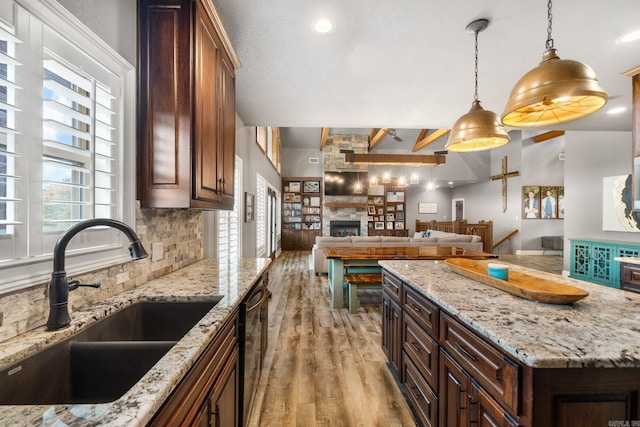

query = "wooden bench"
[[344, 273, 383, 314]]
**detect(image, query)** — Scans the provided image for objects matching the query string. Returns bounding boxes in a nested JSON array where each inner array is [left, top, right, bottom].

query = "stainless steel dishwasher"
[[240, 275, 268, 425]]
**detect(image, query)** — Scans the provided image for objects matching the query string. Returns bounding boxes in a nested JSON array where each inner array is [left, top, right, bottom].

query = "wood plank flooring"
[[247, 251, 564, 426], [247, 251, 416, 427]]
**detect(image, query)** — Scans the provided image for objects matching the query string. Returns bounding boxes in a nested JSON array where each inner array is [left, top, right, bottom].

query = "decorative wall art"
[[522, 186, 540, 219], [244, 192, 254, 222], [418, 202, 438, 214], [602, 175, 640, 232], [522, 186, 563, 219]]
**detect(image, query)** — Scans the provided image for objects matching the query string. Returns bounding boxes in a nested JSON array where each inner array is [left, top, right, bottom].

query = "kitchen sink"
[[0, 299, 222, 404], [77, 299, 223, 342]]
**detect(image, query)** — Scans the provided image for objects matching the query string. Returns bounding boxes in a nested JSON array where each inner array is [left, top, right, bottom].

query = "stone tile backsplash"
[[0, 202, 203, 342]]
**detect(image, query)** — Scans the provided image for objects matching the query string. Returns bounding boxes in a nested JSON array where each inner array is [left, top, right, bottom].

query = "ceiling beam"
[[369, 128, 379, 142], [533, 130, 565, 143], [320, 127, 330, 149], [369, 128, 391, 150], [344, 152, 446, 166], [412, 128, 450, 152]]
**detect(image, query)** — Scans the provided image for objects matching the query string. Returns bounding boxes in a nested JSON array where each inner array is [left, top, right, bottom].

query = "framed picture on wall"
[[418, 202, 437, 214], [303, 180, 320, 193], [374, 222, 384, 230], [244, 192, 254, 222], [540, 186, 557, 219], [522, 186, 540, 219], [386, 221, 394, 229]]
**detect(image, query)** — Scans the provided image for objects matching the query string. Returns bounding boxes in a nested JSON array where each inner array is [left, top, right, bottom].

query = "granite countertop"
[[615, 256, 640, 265], [379, 259, 640, 369], [0, 257, 271, 427]]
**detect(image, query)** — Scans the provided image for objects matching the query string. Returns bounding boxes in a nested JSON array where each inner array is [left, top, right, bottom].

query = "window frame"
[[0, 0, 135, 294]]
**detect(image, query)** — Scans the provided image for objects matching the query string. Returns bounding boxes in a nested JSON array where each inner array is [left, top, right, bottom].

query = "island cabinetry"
[[150, 309, 239, 426], [620, 262, 640, 294], [440, 313, 520, 416], [137, 0, 238, 209], [382, 290, 402, 376]]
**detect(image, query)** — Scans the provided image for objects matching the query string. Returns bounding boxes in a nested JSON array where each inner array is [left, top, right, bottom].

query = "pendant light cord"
[[546, 0, 554, 49], [474, 30, 479, 101]]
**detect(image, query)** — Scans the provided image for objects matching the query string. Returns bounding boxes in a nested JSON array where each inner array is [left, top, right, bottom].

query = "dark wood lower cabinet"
[[620, 262, 640, 294], [149, 311, 239, 426], [381, 268, 640, 427], [382, 291, 402, 376], [439, 349, 470, 427]]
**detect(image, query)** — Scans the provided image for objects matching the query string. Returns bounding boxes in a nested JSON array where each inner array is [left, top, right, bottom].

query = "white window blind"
[[256, 173, 266, 256], [0, 0, 134, 293], [42, 54, 117, 232], [217, 156, 241, 261]]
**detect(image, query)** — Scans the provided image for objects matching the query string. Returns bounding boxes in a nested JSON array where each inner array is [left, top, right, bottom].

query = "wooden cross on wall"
[[490, 156, 520, 213]]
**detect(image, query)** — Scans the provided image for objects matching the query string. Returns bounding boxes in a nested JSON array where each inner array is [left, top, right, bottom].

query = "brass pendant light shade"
[[501, 0, 607, 127], [447, 100, 509, 152], [446, 18, 509, 152], [501, 48, 607, 127]]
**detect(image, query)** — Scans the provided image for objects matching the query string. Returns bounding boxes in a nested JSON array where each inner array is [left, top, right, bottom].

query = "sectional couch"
[[312, 232, 484, 275]]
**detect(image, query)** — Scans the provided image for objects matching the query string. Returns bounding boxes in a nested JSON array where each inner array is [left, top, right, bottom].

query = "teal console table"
[[570, 238, 640, 288]]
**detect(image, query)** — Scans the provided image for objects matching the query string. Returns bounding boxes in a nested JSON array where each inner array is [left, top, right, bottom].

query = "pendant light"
[[446, 19, 509, 152], [502, 0, 607, 127]]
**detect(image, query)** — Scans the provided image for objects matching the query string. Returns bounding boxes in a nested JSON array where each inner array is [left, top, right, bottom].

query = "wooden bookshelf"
[[366, 184, 409, 237], [282, 177, 323, 249]]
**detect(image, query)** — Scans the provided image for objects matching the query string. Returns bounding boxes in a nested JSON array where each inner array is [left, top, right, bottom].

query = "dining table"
[[323, 246, 498, 309]]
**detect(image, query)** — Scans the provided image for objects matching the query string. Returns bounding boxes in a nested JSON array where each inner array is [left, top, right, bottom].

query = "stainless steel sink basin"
[[0, 299, 222, 404]]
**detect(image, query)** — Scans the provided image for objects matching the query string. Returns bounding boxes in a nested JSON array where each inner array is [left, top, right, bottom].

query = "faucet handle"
[[68, 280, 101, 291]]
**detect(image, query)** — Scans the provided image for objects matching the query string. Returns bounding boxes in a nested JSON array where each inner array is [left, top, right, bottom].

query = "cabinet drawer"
[[403, 285, 439, 337], [403, 314, 438, 391], [382, 270, 403, 302], [440, 313, 520, 415], [403, 353, 438, 427]]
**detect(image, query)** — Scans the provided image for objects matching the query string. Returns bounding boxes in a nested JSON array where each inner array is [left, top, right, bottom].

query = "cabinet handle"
[[411, 385, 422, 400], [211, 404, 220, 425], [410, 303, 420, 313], [456, 343, 477, 362], [410, 342, 421, 353]]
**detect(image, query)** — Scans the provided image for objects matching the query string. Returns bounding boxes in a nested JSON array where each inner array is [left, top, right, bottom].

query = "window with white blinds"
[[42, 54, 117, 232], [217, 156, 241, 262], [0, 0, 134, 293], [256, 173, 266, 257], [0, 27, 21, 242]]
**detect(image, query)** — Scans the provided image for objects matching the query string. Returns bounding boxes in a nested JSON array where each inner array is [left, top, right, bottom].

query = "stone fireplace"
[[322, 134, 369, 236], [330, 220, 361, 237]]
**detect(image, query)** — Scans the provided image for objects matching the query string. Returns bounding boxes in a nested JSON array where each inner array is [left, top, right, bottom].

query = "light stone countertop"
[[379, 259, 640, 369], [0, 257, 271, 427], [615, 256, 640, 265]]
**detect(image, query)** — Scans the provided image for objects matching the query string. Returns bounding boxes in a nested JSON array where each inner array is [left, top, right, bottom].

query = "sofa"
[[312, 231, 484, 275]]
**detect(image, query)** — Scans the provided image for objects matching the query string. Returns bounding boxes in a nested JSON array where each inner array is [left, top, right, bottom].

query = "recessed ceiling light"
[[312, 18, 335, 34], [606, 106, 628, 115], [616, 30, 640, 44]]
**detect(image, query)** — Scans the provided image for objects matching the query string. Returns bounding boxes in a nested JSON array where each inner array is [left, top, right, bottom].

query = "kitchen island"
[[379, 259, 640, 427], [0, 258, 270, 426]]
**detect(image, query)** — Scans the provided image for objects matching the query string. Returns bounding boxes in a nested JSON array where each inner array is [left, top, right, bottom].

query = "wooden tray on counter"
[[444, 258, 589, 304]]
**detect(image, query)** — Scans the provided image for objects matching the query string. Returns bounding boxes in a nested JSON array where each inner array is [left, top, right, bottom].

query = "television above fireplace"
[[324, 171, 368, 196]]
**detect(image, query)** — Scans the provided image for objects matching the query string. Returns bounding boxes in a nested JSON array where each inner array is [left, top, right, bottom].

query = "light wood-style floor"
[[247, 251, 564, 427]]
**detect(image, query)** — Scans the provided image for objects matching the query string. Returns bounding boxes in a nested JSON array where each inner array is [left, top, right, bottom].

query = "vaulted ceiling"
[[214, 0, 639, 152]]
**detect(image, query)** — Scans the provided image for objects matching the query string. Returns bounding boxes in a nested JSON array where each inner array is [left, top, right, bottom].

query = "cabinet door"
[[570, 241, 591, 280], [193, 0, 222, 204], [471, 381, 519, 427], [382, 291, 402, 375], [590, 243, 615, 286], [217, 53, 235, 208], [440, 349, 471, 427], [137, 0, 192, 208], [210, 346, 240, 427]]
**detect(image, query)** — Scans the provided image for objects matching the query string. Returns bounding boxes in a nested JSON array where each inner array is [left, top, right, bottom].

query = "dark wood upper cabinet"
[[137, 0, 239, 209]]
